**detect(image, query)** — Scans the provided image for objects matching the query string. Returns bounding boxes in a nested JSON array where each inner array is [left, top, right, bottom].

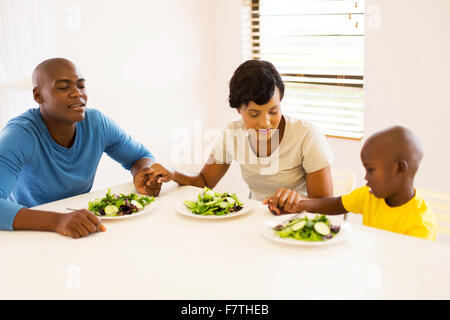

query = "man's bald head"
[[31, 58, 87, 124], [362, 126, 424, 175], [32, 58, 79, 88]]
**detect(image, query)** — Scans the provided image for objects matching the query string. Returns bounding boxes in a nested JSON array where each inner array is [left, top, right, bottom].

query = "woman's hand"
[[263, 188, 307, 215], [133, 163, 174, 196]]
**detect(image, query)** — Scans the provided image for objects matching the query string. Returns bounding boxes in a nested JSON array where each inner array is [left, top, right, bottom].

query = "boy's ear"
[[396, 160, 408, 175], [33, 87, 43, 104]]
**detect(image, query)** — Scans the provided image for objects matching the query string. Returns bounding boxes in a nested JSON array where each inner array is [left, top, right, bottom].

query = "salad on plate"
[[183, 187, 244, 216], [88, 189, 155, 217], [273, 214, 340, 242]]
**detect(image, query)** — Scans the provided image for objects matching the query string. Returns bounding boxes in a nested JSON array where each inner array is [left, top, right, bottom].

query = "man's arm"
[[0, 124, 105, 238], [131, 158, 166, 196], [13, 208, 106, 238], [131, 158, 154, 177]]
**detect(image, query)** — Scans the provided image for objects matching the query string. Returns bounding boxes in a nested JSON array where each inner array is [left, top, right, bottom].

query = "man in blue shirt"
[[0, 58, 160, 238]]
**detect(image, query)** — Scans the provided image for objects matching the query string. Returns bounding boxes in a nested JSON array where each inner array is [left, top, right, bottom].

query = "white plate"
[[91, 203, 157, 220], [262, 214, 351, 246], [175, 200, 251, 219]]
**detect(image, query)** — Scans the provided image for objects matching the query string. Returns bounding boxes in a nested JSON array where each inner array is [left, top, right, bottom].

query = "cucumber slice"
[[183, 200, 196, 209], [314, 222, 330, 235], [203, 190, 214, 201], [218, 201, 230, 209], [226, 197, 236, 205], [292, 220, 306, 231], [276, 227, 293, 238], [104, 205, 119, 216], [287, 217, 303, 227], [131, 200, 143, 210]]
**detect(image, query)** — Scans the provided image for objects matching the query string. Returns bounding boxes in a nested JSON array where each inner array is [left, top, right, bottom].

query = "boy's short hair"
[[228, 60, 285, 109]]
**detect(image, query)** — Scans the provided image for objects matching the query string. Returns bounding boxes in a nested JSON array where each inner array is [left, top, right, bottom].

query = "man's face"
[[361, 142, 397, 199], [238, 86, 282, 143], [34, 62, 87, 124]]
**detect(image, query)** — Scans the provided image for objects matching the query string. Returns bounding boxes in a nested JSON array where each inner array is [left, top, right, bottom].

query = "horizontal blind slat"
[[242, 0, 365, 139]]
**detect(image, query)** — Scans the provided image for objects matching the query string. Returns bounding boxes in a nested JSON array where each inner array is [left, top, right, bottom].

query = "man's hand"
[[133, 163, 174, 196], [55, 209, 106, 239], [263, 188, 307, 215]]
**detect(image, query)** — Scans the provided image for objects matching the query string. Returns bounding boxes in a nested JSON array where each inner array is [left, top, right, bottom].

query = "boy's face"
[[361, 142, 398, 199], [238, 86, 282, 142], [34, 62, 87, 124]]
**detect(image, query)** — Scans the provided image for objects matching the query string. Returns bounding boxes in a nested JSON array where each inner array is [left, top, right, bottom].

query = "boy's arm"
[[296, 196, 348, 216], [263, 188, 348, 216]]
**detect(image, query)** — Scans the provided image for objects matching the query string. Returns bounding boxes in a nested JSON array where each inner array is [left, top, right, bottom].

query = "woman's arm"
[[144, 154, 231, 189], [176, 155, 231, 188], [305, 165, 334, 198]]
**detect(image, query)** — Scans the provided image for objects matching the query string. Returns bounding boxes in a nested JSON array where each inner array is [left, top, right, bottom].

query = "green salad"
[[183, 187, 243, 216], [273, 214, 340, 241], [88, 189, 154, 217]]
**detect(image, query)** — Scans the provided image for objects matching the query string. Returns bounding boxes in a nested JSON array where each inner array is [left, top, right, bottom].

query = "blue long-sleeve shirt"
[[0, 108, 154, 230]]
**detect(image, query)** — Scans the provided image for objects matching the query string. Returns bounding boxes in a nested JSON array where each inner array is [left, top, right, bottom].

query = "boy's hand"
[[133, 163, 174, 196], [55, 210, 106, 239], [263, 188, 307, 215]]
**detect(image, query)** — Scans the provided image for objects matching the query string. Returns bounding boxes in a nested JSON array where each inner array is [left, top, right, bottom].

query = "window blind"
[[242, 0, 365, 139]]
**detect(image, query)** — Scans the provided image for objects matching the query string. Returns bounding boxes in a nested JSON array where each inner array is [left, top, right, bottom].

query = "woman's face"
[[238, 86, 282, 142]]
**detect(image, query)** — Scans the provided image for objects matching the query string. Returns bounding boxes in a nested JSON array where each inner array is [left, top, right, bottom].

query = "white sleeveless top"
[[211, 115, 334, 201]]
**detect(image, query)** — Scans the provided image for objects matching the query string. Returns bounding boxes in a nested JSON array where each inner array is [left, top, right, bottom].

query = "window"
[[242, 0, 365, 139], [0, 0, 54, 129]]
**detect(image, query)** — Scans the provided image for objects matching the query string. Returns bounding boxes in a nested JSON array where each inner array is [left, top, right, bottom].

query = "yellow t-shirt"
[[341, 186, 437, 241]]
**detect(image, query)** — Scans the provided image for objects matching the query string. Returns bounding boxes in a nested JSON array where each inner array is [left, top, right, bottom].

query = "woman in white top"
[[146, 60, 335, 202]]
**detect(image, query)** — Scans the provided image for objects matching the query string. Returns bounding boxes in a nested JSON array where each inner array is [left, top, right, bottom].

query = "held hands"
[[55, 209, 106, 239], [133, 163, 174, 196], [262, 188, 308, 216]]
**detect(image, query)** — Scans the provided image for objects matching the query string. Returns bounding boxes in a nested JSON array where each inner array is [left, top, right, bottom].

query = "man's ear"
[[396, 160, 408, 175], [33, 87, 43, 104]]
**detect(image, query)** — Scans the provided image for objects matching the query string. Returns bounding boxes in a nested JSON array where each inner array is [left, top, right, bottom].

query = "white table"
[[1, 181, 449, 300]]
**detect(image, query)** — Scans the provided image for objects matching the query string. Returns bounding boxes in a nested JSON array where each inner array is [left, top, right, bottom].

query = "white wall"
[[328, 0, 450, 193], [210, 0, 450, 200], [21, 0, 450, 195], [46, 0, 240, 190]]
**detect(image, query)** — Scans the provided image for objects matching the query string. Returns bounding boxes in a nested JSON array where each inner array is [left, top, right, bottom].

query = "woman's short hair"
[[229, 60, 285, 109]]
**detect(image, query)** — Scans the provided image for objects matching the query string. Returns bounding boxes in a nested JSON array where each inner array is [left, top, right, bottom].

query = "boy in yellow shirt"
[[263, 126, 438, 240]]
